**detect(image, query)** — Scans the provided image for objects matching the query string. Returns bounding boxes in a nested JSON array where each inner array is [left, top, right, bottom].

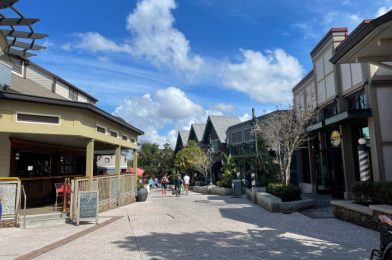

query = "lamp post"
[[251, 108, 261, 187], [207, 147, 213, 186]]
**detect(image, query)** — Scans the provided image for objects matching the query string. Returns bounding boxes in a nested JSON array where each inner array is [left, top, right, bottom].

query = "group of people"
[[160, 173, 190, 197]]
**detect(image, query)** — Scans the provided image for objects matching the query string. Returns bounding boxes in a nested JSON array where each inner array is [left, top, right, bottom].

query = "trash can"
[[232, 179, 242, 196]]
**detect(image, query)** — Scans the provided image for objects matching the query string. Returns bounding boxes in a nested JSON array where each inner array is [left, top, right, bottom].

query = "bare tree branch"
[[256, 108, 317, 185]]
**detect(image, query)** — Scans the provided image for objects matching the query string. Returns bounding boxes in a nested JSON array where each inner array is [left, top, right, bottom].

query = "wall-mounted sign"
[[330, 130, 341, 147]]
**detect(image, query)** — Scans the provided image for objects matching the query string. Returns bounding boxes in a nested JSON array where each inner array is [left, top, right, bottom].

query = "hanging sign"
[[330, 130, 341, 147]]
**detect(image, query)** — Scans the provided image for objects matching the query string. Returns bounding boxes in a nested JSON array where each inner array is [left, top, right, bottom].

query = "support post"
[[86, 139, 94, 190], [133, 149, 138, 192], [115, 145, 121, 204]]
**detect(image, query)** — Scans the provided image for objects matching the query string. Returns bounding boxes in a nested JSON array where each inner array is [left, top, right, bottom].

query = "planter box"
[[255, 191, 315, 213], [331, 200, 377, 230], [246, 187, 266, 203], [193, 186, 209, 194], [210, 186, 232, 196]]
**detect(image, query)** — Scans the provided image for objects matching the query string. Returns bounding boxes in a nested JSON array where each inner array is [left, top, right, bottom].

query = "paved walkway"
[[0, 189, 379, 259]]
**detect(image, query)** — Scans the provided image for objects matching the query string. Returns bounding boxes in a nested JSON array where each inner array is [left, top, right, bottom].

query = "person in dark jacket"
[[174, 174, 183, 197]]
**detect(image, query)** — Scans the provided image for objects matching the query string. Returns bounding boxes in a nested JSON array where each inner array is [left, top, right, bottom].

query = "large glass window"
[[60, 156, 85, 175]]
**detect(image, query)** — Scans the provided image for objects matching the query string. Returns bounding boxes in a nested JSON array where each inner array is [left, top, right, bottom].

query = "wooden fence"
[[70, 173, 136, 221]]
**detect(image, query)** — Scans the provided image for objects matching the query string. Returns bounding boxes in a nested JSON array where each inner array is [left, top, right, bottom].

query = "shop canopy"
[[127, 167, 144, 176]]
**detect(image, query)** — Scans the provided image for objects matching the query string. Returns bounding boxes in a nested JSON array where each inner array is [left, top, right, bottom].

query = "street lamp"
[[250, 108, 261, 187], [207, 146, 214, 186]]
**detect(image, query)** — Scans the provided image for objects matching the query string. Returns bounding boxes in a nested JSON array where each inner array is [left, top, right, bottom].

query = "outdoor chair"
[[54, 182, 70, 209]]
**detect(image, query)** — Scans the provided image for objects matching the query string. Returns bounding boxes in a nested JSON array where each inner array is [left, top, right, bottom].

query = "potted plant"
[[136, 179, 148, 202]]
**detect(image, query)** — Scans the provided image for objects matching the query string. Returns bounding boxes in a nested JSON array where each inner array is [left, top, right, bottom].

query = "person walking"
[[174, 174, 183, 197], [161, 175, 168, 197], [183, 174, 190, 195]]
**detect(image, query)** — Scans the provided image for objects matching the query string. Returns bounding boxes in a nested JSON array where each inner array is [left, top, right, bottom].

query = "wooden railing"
[[70, 173, 136, 220]]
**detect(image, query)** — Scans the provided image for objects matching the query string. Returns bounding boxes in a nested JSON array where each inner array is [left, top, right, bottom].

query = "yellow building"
[[0, 55, 143, 205]]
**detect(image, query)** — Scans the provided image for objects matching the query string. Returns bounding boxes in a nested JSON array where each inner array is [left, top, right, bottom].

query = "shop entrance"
[[314, 130, 345, 198]]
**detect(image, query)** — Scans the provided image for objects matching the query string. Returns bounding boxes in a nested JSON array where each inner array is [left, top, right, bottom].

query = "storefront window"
[[16, 152, 51, 178], [60, 156, 85, 175], [362, 127, 370, 146]]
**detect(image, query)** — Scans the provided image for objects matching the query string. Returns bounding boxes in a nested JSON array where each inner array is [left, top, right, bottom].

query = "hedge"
[[352, 181, 392, 205], [266, 183, 301, 202]]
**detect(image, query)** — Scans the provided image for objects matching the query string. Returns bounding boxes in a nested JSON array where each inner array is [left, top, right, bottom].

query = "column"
[[85, 139, 94, 189], [133, 149, 138, 192], [115, 145, 121, 197], [340, 125, 355, 199], [0, 134, 10, 177]]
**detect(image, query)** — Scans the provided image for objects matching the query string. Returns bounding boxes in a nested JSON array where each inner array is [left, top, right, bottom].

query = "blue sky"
[[20, 0, 392, 147]]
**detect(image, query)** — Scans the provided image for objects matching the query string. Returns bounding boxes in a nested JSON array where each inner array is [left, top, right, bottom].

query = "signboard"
[[77, 191, 99, 225], [330, 130, 341, 147], [0, 182, 18, 219]]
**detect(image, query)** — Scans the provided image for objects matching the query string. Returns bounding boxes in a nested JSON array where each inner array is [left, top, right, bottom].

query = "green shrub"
[[266, 183, 301, 202], [352, 181, 375, 204], [352, 181, 392, 205], [217, 173, 233, 188]]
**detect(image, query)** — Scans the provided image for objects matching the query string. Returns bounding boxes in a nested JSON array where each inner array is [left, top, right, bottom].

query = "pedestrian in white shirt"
[[183, 174, 190, 195]]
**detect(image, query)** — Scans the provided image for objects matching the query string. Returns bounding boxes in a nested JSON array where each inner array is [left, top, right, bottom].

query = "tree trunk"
[[285, 157, 292, 186]]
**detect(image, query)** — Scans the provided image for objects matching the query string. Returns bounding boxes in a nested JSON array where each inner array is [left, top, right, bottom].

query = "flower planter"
[[136, 188, 148, 202]]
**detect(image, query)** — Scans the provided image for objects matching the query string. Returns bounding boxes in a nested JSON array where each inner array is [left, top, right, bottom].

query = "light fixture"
[[15, 152, 19, 160]]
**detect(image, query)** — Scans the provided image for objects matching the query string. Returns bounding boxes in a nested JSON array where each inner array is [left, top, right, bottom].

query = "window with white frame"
[[110, 130, 118, 138], [96, 125, 106, 134], [16, 112, 60, 125]]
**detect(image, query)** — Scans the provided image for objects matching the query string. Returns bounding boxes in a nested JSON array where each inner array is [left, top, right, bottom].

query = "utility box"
[[232, 180, 242, 196]]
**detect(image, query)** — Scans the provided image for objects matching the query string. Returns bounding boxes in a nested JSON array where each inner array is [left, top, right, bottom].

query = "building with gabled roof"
[[174, 130, 189, 153], [188, 123, 206, 145]]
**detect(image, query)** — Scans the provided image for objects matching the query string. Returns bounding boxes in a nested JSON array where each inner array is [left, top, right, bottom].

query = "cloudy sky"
[[21, 0, 391, 147]]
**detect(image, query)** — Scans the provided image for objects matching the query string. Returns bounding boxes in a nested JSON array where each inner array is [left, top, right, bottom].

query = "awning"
[[330, 10, 392, 65], [324, 109, 371, 126], [307, 121, 324, 132], [127, 167, 144, 176]]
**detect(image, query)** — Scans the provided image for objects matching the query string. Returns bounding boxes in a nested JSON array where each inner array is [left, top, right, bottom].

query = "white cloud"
[[222, 49, 304, 104], [73, 32, 132, 53], [211, 103, 235, 113], [113, 87, 209, 147], [126, 0, 204, 75], [240, 113, 251, 122], [376, 6, 392, 17]]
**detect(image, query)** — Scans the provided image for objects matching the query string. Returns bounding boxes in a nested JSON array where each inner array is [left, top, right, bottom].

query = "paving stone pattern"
[[0, 189, 379, 259]]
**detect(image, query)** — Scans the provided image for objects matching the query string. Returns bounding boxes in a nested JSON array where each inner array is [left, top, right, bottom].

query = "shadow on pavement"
[[111, 228, 371, 259]]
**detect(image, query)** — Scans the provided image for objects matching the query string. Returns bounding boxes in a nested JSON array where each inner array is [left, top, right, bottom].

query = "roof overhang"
[[324, 109, 371, 126], [331, 10, 392, 65], [307, 121, 324, 132], [0, 91, 144, 135]]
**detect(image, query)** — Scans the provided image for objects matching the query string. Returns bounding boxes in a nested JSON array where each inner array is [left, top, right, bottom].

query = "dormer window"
[[69, 89, 78, 101]]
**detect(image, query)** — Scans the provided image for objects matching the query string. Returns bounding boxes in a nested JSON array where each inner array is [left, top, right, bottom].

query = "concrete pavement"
[[0, 189, 379, 259]]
